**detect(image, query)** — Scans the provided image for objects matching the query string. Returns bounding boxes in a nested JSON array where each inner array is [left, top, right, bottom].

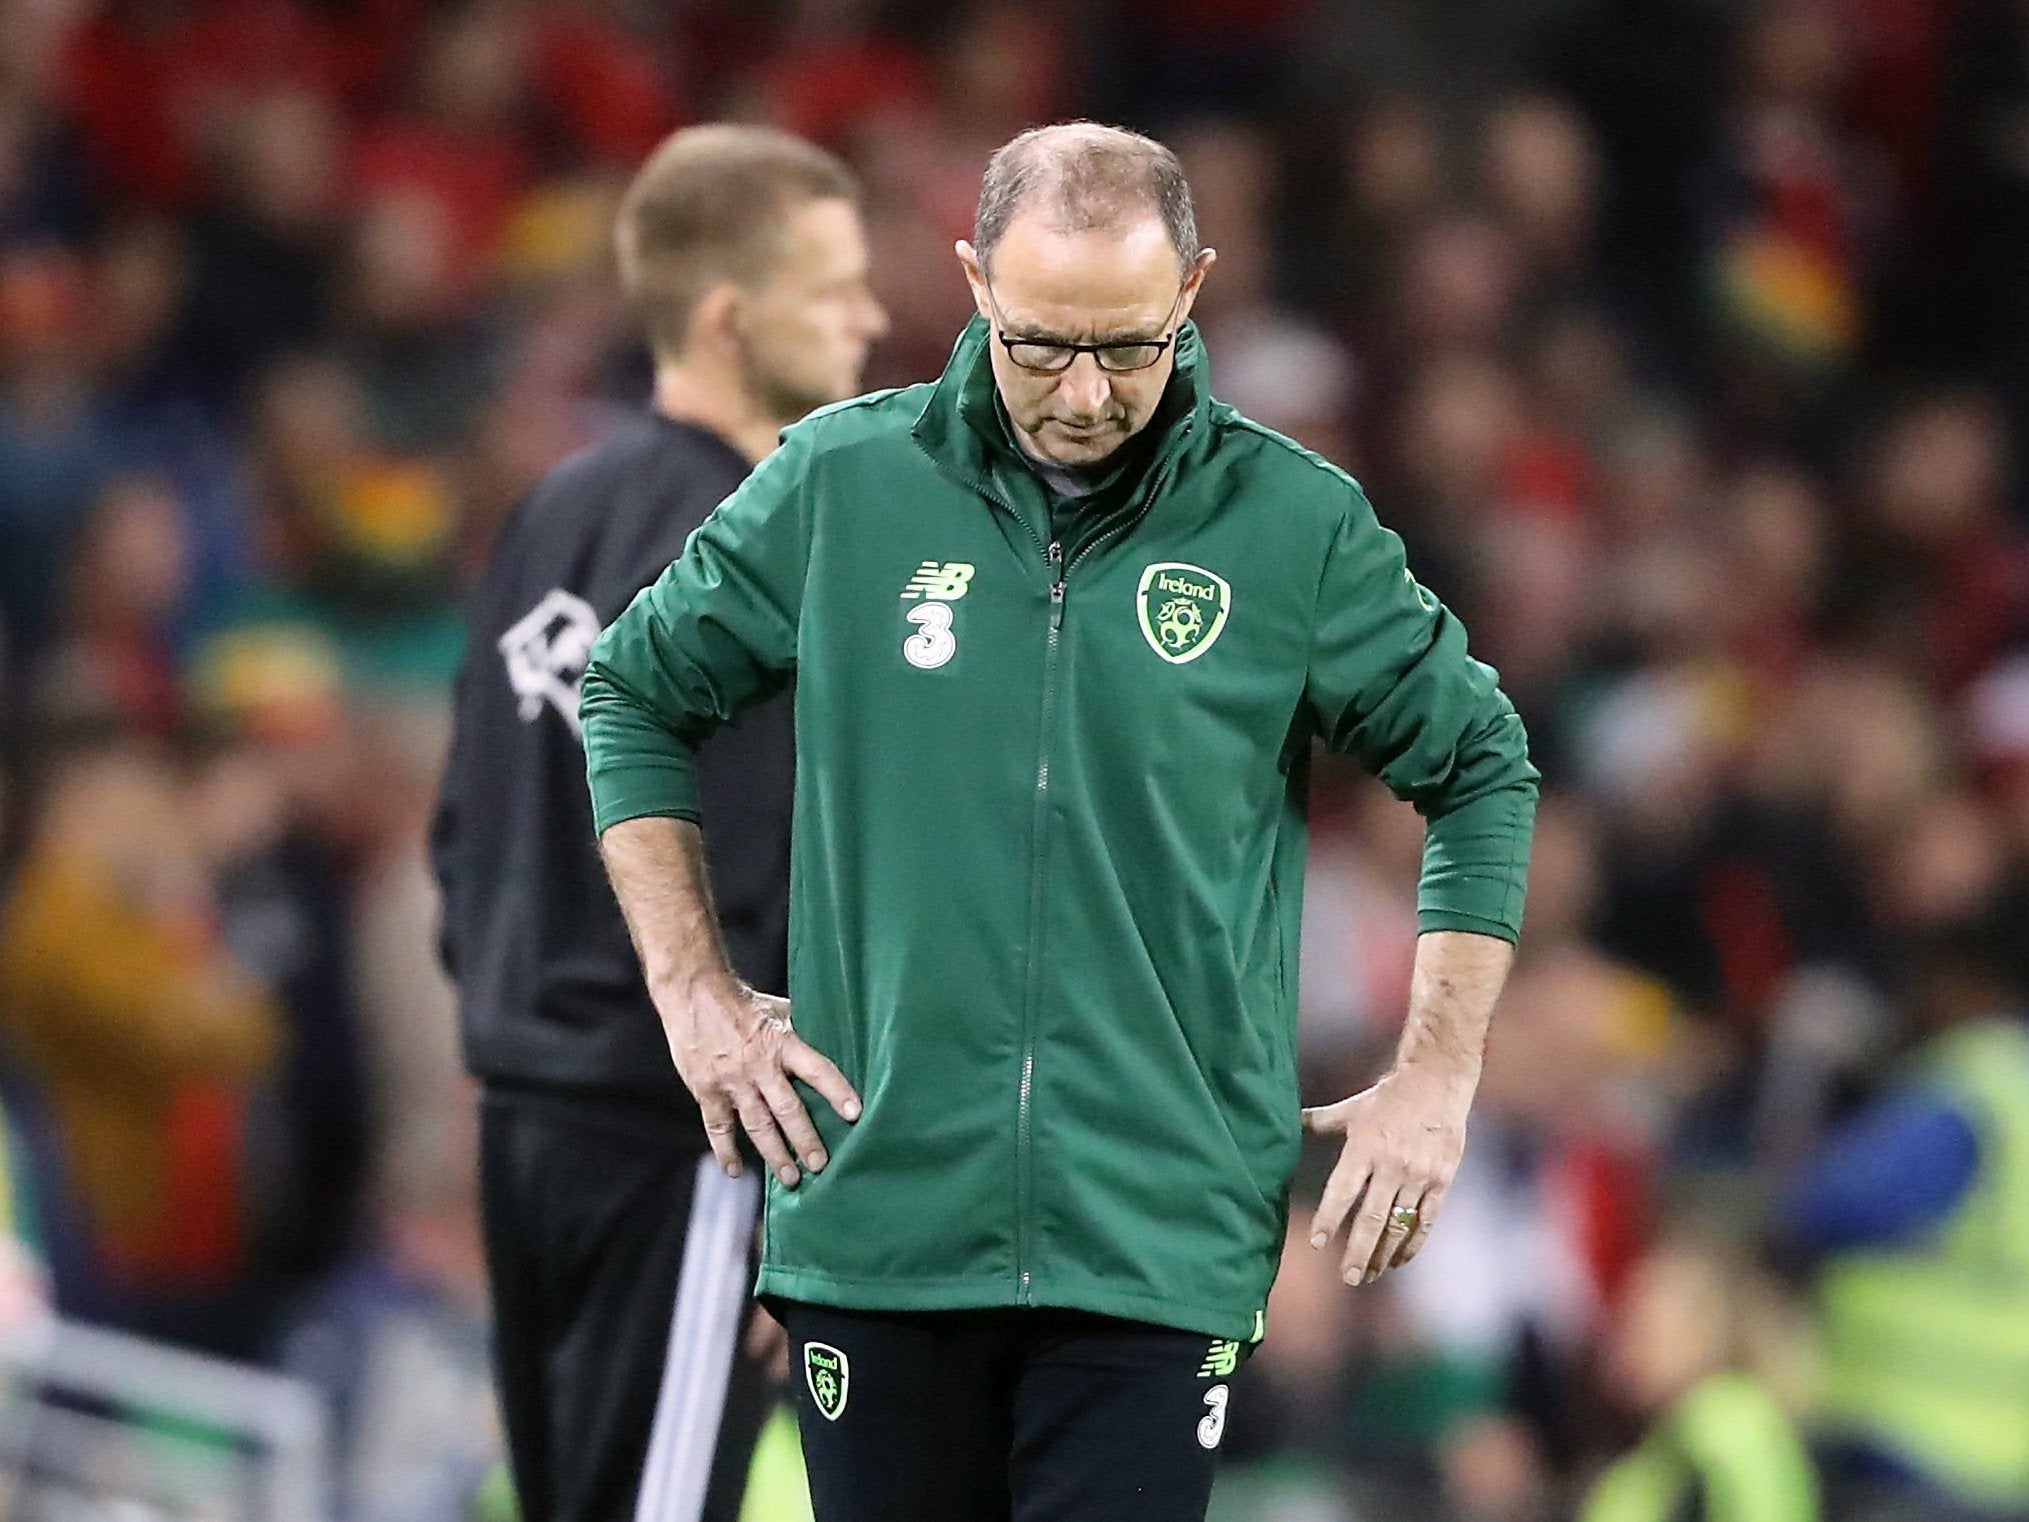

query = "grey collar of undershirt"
[[1030, 456, 1109, 499]]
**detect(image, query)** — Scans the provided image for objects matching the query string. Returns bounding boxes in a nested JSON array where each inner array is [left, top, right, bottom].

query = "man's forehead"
[[774, 197, 867, 274], [987, 214, 1181, 337]]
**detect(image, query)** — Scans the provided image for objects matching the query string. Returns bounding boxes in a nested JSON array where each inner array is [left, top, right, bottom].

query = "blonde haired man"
[[433, 125, 884, 1522]]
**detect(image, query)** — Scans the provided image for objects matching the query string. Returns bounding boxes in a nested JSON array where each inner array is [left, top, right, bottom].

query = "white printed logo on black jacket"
[[500, 589, 602, 741]]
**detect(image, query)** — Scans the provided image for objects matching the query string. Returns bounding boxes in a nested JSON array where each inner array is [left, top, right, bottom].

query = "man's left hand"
[[1301, 1060, 1476, 1286]]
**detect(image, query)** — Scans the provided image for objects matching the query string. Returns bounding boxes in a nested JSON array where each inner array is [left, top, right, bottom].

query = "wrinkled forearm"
[[1393, 929, 1514, 1088], [598, 816, 737, 1000]]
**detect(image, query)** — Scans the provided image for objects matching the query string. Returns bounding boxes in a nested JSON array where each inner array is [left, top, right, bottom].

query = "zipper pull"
[[1046, 540, 1064, 575], [1046, 541, 1066, 627]]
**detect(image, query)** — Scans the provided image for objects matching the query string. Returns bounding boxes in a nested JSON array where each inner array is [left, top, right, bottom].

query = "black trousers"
[[774, 1300, 1249, 1522], [480, 1087, 773, 1522]]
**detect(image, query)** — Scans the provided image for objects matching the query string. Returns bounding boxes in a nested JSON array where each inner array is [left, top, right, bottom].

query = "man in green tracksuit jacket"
[[583, 122, 1537, 1522]]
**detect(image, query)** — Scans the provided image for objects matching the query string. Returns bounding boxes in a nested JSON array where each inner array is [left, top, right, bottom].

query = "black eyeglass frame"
[[980, 276, 1189, 375]]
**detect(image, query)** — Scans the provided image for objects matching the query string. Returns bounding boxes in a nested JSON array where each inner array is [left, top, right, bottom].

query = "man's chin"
[[757, 365, 866, 424], [1038, 427, 1127, 466]]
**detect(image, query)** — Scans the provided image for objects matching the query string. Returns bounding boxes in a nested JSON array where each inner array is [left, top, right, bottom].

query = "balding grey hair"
[[973, 122, 1199, 275]]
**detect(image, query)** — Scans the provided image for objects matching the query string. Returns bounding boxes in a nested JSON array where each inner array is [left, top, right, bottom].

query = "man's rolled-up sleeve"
[[580, 426, 813, 835], [1303, 486, 1539, 942]]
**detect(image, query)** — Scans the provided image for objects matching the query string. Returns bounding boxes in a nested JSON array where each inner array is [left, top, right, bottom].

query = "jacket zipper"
[[1016, 536, 1065, 1301], [964, 416, 1193, 1303]]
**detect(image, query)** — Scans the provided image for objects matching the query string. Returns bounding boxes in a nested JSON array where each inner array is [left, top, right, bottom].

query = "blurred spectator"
[[530, 2, 687, 169], [1318, 96, 1446, 345], [218, 353, 465, 693], [346, 702, 461, 1225], [1845, 388, 2028, 692], [1479, 95, 1601, 297], [0, 734, 281, 1354], [1700, 1, 1876, 418], [29, 473, 192, 740], [193, 723, 373, 1297], [171, 88, 344, 407], [59, 0, 359, 214], [1391, 210, 1523, 360], [0, 244, 126, 664], [87, 217, 263, 637], [1176, 117, 1358, 460], [346, 4, 530, 318], [935, 3, 1075, 148], [756, 0, 938, 149], [1579, 1234, 1819, 1522], [1713, 459, 1829, 689], [1786, 913, 2029, 1520], [0, 66, 95, 247]]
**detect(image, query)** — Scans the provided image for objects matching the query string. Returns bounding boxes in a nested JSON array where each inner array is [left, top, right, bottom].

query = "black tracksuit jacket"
[[431, 412, 791, 1117]]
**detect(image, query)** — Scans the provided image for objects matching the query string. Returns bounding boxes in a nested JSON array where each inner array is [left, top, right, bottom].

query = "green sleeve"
[[580, 424, 813, 835], [1304, 486, 1539, 941]]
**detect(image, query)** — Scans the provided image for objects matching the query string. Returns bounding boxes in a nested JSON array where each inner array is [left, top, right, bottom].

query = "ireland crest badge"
[[1137, 562, 1230, 664]]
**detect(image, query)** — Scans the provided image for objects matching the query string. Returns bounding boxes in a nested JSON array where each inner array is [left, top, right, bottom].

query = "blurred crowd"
[[2, 0, 2028, 1519]]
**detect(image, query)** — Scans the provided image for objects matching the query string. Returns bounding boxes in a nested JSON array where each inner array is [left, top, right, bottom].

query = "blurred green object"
[[198, 589, 464, 703], [1580, 1372, 1818, 1522], [474, 1459, 519, 1522], [1207, 1458, 1352, 1521], [740, 1403, 814, 1522], [1341, 1350, 1503, 1456], [0, 1109, 42, 1258], [1815, 1017, 2029, 1510]]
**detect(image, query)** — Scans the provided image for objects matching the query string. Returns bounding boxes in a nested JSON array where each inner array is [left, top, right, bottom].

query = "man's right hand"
[[661, 977, 861, 1188], [599, 816, 860, 1187]]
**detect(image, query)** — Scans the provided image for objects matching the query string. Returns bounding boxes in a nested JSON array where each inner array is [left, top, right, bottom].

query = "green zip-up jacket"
[[581, 318, 1537, 1339]]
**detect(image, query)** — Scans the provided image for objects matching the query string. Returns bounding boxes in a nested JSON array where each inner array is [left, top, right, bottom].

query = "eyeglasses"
[[982, 277, 1186, 374]]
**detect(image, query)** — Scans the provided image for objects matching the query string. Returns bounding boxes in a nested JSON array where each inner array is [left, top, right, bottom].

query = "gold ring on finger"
[[1390, 1204, 1420, 1230]]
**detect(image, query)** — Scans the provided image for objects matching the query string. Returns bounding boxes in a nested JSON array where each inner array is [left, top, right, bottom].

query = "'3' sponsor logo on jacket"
[[899, 560, 973, 669]]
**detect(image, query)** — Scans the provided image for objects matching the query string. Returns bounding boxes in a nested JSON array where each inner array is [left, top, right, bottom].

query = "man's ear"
[[688, 281, 742, 353], [954, 240, 991, 319], [1177, 246, 1218, 322]]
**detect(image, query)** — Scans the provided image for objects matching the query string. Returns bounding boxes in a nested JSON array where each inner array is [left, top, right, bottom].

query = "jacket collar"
[[910, 315, 1211, 497]]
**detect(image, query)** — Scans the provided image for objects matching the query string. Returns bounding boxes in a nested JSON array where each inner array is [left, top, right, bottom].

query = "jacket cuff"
[[587, 759, 701, 836], [1414, 908, 1520, 944], [1415, 780, 1536, 941]]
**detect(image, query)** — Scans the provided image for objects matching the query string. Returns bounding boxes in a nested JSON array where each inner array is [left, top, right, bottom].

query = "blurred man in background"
[[431, 125, 884, 1522], [1580, 1233, 1818, 1522], [1786, 913, 2029, 1522]]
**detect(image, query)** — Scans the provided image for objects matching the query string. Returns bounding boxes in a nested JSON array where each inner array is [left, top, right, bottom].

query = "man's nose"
[[1057, 353, 1111, 417]]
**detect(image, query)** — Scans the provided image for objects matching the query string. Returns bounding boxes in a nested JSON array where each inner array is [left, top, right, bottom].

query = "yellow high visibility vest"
[[1581, 1373, 1819, 1522], [1817, 1018, 2029, 1509]]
